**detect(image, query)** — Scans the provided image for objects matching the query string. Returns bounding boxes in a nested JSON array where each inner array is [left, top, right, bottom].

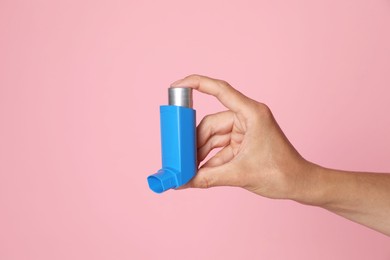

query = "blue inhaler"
[[147, 87, 197, 193]]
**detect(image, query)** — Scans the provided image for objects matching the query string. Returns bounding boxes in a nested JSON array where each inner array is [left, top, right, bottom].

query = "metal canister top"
[[168, 87, 193, 108]]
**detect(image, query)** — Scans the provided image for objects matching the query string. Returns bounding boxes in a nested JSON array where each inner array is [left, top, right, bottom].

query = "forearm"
[[292, 163, 390, 236]]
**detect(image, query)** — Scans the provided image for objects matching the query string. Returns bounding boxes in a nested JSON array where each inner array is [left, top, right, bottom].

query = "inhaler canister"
[[147, 88, 197, 193]]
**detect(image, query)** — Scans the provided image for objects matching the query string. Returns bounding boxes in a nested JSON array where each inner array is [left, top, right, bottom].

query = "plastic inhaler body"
[[147, 88, 197, 193]]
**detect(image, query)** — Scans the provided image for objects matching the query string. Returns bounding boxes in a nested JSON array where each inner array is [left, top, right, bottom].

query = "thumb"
[[179, 163, 239, 189]]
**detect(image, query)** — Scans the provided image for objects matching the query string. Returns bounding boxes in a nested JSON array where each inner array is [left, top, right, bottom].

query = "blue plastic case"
[[147, 105, 197, 193]]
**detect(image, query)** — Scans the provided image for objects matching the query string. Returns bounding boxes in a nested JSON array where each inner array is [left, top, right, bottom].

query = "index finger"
[[170, 74, 251, 113]]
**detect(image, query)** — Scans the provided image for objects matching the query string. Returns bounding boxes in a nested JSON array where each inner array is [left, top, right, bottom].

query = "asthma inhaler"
[[147, 87, 197, 193]]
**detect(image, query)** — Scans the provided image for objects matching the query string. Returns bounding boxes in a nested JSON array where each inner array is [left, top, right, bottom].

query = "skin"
[[170, 74, 390, 237]]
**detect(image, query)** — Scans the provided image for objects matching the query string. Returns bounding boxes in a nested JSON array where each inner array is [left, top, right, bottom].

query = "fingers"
[[180, 163, 238, 189], [170, 74, 252, 113], [197, 110, 234, 148], [171, 75, 250, 191], [197, 133, 231, 163], [201, 146, 234, 168]]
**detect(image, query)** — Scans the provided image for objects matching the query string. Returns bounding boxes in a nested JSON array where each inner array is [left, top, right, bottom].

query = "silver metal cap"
[[168, 87, 193, 108]]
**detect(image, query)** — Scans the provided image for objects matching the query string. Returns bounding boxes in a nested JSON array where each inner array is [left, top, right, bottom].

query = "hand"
[[171, 75, 390, 236], [170, 75, 313, 199]]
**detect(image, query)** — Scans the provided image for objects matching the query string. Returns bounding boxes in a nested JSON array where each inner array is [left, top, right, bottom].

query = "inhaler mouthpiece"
[[147, 87, 197, 193]]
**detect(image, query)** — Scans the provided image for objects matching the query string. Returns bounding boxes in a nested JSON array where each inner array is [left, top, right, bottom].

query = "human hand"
[[170, 75, 314, 200], [172, 75, 390, 235]]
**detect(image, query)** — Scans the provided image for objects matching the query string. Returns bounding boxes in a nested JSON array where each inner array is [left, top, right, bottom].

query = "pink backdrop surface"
[[1, 0, 390, 259]]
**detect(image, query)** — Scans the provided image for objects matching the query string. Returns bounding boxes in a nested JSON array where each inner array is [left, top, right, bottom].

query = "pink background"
[[1, 0, 390, 259]]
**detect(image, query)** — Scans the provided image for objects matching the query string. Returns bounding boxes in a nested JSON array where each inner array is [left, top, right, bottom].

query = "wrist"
[[288, 161, 330, 206]]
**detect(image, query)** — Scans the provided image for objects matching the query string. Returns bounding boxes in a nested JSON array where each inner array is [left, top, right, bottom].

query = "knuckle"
[[218, 79, 230, 88], [209, 135, 220, 149], [195, 171, 214, 189], [216, 80, 231, 96], [200, 115, 214, 134], [202, 114, 212, 124], [201, 176, 212, 189], [198, 115, 209, 130], [207, 139, 214, 151], [211, 155, 223, 166], [253, 102, 272, 120]]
